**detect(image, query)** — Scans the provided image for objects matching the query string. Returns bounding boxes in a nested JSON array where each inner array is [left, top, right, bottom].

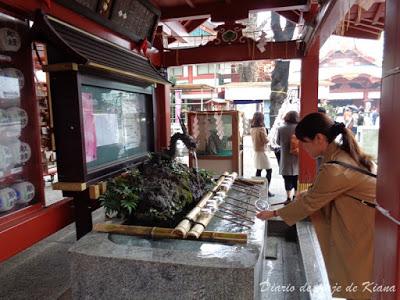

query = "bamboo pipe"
[[187, 172, 238, 239], [173, 172, 229, 237], [94, 223, 247, 244], [235, 178, 266, 185]]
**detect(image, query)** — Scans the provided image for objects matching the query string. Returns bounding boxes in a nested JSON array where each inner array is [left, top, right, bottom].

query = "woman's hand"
[[256, 210, 276, 220], [295, 190, 306, 198]]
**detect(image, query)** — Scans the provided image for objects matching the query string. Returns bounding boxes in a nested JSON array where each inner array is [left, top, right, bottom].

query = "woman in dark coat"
[[277, 111, 299, 202]]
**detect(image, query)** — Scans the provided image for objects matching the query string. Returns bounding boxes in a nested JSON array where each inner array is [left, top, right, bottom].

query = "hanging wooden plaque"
[[55, 0, 160, 44]]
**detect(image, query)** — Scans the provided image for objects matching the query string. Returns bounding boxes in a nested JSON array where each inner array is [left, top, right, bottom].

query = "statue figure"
[[165, 117, 197, 160]]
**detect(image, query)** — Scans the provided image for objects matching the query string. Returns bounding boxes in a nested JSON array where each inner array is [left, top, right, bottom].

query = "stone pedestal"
[[69, 185, 268, 299]]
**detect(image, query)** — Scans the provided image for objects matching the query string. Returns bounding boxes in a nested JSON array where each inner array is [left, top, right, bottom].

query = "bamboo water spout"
[[173, 172, 231, 237], [187, 172, 238, 239]]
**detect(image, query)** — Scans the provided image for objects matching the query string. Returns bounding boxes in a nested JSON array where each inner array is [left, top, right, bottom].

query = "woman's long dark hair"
[[295, 112, 373, 171], [251, 112, 265, 128]]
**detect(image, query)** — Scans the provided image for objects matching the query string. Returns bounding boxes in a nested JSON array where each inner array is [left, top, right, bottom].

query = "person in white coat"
[[250, 112, 274, 197]]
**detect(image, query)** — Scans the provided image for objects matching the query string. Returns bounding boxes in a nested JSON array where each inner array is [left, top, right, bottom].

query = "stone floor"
[[0, 217, 309, 300], [0, 136, 303, 300], [0, 212, 102, 300], [261, 236, 308, 300]]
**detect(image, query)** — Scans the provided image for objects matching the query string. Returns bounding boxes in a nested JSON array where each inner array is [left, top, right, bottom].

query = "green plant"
[[100, 172, 142, 219], [100, 152, 215, 225], [197, 168, 214, 183]]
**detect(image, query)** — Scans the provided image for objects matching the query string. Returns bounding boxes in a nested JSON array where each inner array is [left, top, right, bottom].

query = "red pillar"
[[155, 84, 171, 151], [188, 65, 193, 84], [373, 0, 400, 298], [299, 40, 319, 183]]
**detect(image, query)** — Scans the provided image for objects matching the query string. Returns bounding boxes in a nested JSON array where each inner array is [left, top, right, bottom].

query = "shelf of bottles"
[[0, 12, 42, 217]]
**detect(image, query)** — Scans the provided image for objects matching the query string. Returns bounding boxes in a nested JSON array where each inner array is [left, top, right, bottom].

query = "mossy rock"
[[101, 152, 214, 226]]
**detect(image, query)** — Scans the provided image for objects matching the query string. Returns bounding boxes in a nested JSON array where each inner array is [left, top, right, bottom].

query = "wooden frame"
[[0, 20, 44, 201], [187, 110, 243, 176], [49, 72, 156, 184]]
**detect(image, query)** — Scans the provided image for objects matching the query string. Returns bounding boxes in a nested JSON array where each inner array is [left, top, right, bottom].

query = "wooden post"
[[373, 1, 400, 298], [299, 39, 319, 183], [155, 84, 171, 151], [66, 190, 93, 240]]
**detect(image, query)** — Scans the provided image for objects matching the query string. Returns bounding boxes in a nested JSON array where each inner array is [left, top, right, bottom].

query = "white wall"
[[225, 86, 270, 100]]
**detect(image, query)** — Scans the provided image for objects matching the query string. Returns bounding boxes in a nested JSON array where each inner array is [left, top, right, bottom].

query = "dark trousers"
[[274, 148, 281, 165], [256, 169, 272, 188], [282, 175, 298, 192]]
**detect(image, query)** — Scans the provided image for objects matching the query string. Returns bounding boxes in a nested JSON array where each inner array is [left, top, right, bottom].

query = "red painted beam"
[[305, 0, 357, 52], [161, 40, 304, 67], [0, 204, 43, 228], [184, 18, 208, 33], [160, 0, 308, 22], [0, 198, 74, 262]]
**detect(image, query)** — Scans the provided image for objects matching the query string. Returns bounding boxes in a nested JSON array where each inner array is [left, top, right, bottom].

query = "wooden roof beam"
[[183, 18, 208, 33], [277, 11, 301, 24], [344, 19, 384, 32], [340, 27, 381, 40], [304, 0, 357, 53], [344, 23, 382, 36], [161, 40, 304, 67], [355, 6, 362, 25], [184, 0, 195, 9], [160, 0, 309, 22], [363, 17, 384, 26], [372, 3, 384, 25], [347, 3, 385, 20], [163, 21, 190, 43]]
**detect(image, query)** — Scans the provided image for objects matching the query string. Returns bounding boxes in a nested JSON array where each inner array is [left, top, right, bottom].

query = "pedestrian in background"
[[371, 106, 379, 126], [250, 112, 274, 197], [277, 111, 299, 203]]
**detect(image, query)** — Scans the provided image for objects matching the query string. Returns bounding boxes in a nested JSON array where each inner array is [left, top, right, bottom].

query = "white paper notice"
[[94, 114, 119, 147], [121, 99, 141, 149]]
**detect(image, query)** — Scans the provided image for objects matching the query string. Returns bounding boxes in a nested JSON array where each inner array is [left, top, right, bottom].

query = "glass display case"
[[0, 13, 44, 216], [188, 110, 243, 175], [49, 74, 155, 183], [82, 84, 151, 172]]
